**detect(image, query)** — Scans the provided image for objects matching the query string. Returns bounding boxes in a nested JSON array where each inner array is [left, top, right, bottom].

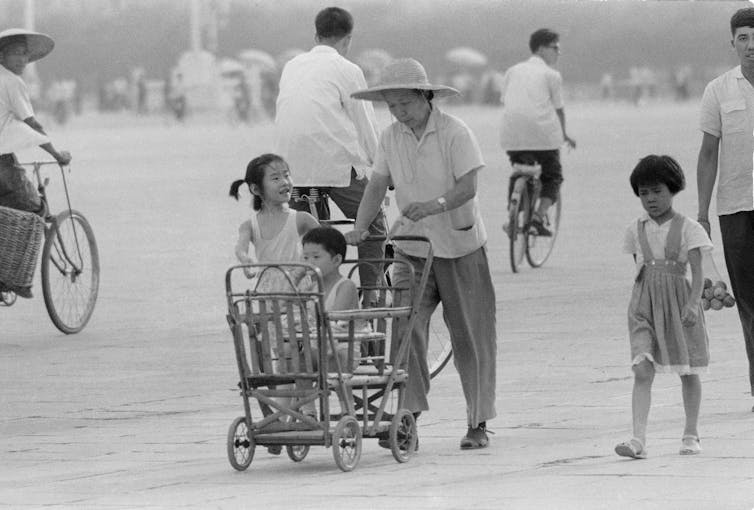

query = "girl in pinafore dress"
[[615, 155, 712, 460]]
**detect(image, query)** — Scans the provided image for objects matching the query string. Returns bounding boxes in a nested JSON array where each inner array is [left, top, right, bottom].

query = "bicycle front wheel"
[[41, 210, 100, 334], [508, 185, 529, 273], [526, 196, 561, 268]]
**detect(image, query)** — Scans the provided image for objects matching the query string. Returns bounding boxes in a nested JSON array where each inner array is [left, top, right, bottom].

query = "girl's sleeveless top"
[[249, 208, 301, 264], [250, 209, 301, 293]]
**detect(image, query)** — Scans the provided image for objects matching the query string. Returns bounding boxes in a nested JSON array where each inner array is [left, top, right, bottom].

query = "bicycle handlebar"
[[19, 161, 66, 169]]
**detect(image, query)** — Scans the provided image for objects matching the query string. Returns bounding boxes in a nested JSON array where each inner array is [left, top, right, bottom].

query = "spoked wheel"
[[389, 409, 418, 463], [227, 416, 255, 471], [331, 416, 362, 472], [508, 189, 529, 273], [526, 197, 561, 268], [286, 444, 310, 462], [41, 210, 99, 334], [428, 303, 452, 379], [0, 289, 16, 306]]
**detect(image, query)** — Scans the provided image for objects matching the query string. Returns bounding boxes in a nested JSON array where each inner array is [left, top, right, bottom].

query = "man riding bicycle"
[[274, 7, 386, 293], [499, 28, 576, 236]]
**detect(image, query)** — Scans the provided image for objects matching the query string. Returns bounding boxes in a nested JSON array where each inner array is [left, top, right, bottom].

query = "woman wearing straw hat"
[[0, 28, 71, 215], [345, 58, 497, 449]]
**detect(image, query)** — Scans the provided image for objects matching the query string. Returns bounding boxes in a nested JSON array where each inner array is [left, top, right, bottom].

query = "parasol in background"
[[445, 46, 488, 67], [218, 57, 244, 76], [238, 49, 277, 71], [355, 48, 393, 86]]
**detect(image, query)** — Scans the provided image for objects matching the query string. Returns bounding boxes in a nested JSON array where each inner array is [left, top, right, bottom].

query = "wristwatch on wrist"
[[436, 196, 448, 212]]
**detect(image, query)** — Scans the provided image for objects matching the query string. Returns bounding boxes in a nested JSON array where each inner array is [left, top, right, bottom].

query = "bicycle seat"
[[511, 163, 542, 178]]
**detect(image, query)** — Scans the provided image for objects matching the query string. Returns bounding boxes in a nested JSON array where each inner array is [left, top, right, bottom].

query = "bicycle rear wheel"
[[508, 185, 529, 273], [41, 210, 100, 334], [526, 196, 561, 268], [428, 303, 452, 379]]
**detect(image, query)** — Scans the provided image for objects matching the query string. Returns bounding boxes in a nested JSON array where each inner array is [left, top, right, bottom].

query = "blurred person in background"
[[498, 28, 576, 237], [696, 7, 754, 411], [0, 29, 71, 214], [168, 71, 186, 122], [274, 6, 386, 294]]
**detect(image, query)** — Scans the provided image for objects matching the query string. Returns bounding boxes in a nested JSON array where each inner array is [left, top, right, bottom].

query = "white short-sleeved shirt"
[[498, 55, 564, 151], [622, 213, 713, 274], [0, 65, 48, 154], [699, 66, 754, 215], [373, 107, 487, 258], [274, 46, 379, 187]]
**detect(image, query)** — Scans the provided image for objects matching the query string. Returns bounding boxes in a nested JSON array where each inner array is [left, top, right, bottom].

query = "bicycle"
[[505, 162, 562, 273], [0, 161, 100, 334], [291, 187, 452, 379]]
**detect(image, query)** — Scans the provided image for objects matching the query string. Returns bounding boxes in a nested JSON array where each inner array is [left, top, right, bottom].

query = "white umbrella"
[[238, 49, 277, 71], [356, 48, 393, 69], [219, 57, 244, 76], [356, 48, 393, 86], [445, 46, 488, 67]]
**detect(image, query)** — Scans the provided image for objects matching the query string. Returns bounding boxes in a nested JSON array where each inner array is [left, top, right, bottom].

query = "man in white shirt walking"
[[696, 7, 754, 410], [275, 6, 385, 289], [499, 28, 575, 236]]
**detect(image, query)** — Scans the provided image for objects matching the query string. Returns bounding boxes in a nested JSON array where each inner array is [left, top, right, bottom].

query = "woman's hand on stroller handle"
[[345, 228, 370, 245]]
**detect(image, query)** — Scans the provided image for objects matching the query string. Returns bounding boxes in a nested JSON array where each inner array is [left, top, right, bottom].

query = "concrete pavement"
[[2, 105, 753, 509]]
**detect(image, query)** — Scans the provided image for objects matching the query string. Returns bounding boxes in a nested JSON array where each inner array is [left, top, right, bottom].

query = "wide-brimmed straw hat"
[[0, 28, 54, 62], [351, 58, 459, 102]]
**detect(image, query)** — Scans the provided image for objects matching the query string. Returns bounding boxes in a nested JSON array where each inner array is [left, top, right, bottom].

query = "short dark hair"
[[629, 155, 686, 196], [315, 7, 353, 40], [529, 28, 559, 53], [302, 226, 347, 260], [731, 8, 754, 35]]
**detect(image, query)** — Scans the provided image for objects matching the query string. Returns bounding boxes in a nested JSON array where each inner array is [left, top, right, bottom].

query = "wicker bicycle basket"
[[0, 205, 45, 289]]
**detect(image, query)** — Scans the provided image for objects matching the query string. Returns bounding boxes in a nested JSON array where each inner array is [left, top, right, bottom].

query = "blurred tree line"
[[0, 0, 743, 97]]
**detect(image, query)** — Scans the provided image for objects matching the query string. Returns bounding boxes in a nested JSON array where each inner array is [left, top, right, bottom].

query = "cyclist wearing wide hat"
[[0, 28, 71, 214], [0, 28, 71, 299]]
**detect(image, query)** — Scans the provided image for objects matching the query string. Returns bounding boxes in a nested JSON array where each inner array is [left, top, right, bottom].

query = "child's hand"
[[681, 303, 699, 327], [243, 267, 256, 279]]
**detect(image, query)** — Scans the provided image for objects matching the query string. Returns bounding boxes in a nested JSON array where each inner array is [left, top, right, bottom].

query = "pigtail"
[[229, 179, 246, 200]]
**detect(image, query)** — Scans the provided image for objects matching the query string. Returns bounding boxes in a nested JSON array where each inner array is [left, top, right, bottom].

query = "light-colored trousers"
[[392, 246, 497, 427]]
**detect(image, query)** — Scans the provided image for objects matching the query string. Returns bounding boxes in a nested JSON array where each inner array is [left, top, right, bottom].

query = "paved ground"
[[2, 103, 753, 509]]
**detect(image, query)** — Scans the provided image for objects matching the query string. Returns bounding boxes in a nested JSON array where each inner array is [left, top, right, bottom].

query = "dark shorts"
[[506, 150, 563, 202]]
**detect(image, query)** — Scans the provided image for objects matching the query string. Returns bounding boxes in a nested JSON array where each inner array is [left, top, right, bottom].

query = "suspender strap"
[[637, 213, 685, 263], [637, 219, 653, 262], [664, 214, 684, 261]]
